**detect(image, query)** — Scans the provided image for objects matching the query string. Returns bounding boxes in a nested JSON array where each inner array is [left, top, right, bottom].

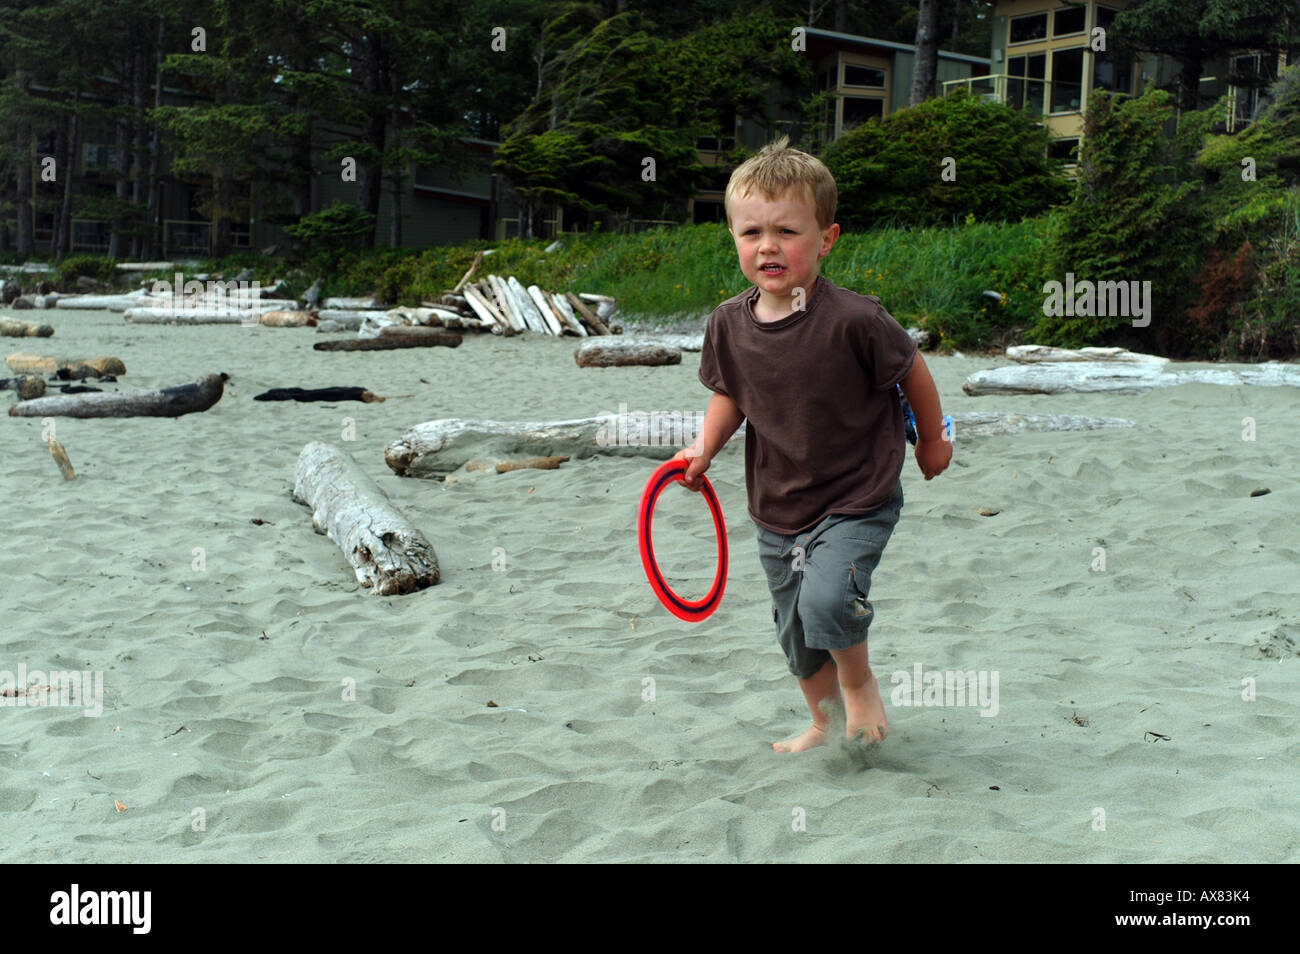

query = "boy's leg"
[[796, 482, 904, 745], [756, 522, 837, 752], [829, 642, 889, 743]]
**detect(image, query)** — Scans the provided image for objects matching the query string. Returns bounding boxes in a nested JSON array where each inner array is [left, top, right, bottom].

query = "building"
[[942, 0, 1290, 163], [690, 28, 991, 224]]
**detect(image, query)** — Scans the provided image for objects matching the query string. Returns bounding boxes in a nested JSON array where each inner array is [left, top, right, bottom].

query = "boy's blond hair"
[[724, 135, 838, 231]]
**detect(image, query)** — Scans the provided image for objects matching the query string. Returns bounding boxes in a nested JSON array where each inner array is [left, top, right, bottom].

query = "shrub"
[[1035, 87, 1206, 347], [821, 89, 1071, 230]]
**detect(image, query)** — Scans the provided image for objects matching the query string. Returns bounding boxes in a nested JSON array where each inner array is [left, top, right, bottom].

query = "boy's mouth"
[[758, 263, 786, 274]]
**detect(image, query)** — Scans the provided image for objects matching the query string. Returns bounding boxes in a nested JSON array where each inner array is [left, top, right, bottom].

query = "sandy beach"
[[3, 305, 1297, 863]]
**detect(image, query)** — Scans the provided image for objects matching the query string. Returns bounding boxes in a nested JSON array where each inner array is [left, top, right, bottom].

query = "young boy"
[[674, 136, 951, 752]]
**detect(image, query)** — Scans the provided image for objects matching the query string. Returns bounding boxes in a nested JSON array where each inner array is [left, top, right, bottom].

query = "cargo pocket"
[[845, 563, 874, 632]]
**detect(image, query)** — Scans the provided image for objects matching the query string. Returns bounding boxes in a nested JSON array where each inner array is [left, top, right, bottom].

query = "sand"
[[2, 305, 1297, 863]]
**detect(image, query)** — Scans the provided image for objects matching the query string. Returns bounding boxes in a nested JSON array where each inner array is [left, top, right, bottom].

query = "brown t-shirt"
[[698, 277, 918, 535]]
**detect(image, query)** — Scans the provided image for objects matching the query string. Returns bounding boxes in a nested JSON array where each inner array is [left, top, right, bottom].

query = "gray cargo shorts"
[[755, 482, 904, 679]]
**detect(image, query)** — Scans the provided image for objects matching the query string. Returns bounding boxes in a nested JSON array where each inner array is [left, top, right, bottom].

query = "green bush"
[[821, 89, 1071, 230], [1035, 87, 1206, 348], [54, 255, 118, 289]]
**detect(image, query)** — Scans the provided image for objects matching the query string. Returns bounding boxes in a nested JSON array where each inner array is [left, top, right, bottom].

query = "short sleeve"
[[697, 309, 730, 396], [857, 298, 918, 390]]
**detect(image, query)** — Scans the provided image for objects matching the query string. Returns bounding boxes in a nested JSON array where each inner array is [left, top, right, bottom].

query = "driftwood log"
[[8, 373, 226, 418], [6, 353, 126, 377], [0, 375, 46, 400], [0, 318, 53, 337], [49, 439, 75, 480], [964, 361, 1300, 396], [258, 310, 318, 327], [495, 455, 570, 473], [947, 411, 1135, 438], [575, 339, 681, 367], [1006, 345, 1168, 364], [291, 441, 440, 595], [567, 293, 609, 335], [254, 387, 384, 403], [56, 294, 155, 311], [385, 411, 1137, 479], [313, 328, 462, 351], [385, 416, 719, 477]]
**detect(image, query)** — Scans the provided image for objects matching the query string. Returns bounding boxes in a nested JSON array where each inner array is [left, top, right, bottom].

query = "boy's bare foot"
[[844, 673, 888, 743], [772, 723, 826, 753]]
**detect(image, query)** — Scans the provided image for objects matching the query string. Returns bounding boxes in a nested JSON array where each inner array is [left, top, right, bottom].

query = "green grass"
[[30, 217, 1058, 349]]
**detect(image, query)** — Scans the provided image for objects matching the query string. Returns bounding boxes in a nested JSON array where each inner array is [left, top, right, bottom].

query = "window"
[[1053, 6, 1086, 36], [1010, 13, 1048, 44], [841, 96, 884, 130], [1051, 48, 1084, 112], [1093, 50, 1131, 94], [1008, 54, 1046, 114], [1047, 138, 1080, 161], [843, 64, 886, 88], [1097, 6, 1119, 32]]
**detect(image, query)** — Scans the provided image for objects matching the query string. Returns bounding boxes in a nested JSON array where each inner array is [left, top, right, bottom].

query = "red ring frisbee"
[[637, 458, 727, 622]]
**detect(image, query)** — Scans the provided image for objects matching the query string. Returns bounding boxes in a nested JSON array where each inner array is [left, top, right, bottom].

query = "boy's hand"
[[915, 436, 952, 480], [672, 441, 711, 492]]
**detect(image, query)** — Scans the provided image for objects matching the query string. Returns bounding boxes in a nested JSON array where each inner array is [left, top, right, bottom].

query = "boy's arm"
[[674, 391, 744, 490], [899, 354, 952, 480]]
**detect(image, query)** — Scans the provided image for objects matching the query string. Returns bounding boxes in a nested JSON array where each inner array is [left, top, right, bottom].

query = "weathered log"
[[548, 292, 587, 337], [495, 455, 570, 473], [291, 441, 440, 595], [321, 296, 384, 310], [948, 412, 1135, 437], [8, 373, 225, 418], [452, 251, 483, 293], [312, 329, 462, 351], [526, 284, 564, 335], [48, 439, 75, 480], [254, 387, 384, 403], [258, 310, 318, 327], [314, 310, 373, 331], [1006, 345, 1168, 364], [123, 304, 297, 323], [508, 276, 550, 334], [385, 411, 1137, 479], [462, 284, 508, 333], [56, 293, 160, 311], [0, 318, 53, 337], [488, 275, 528, 333], [5, 353, 126, 377], [358, 312, 408, 339], [575, 339, 681, 367], [0, 375, 46, 400], [384, 416, 718, 477], [963, 361, 1300, 396], [567, 292, 610, 335]]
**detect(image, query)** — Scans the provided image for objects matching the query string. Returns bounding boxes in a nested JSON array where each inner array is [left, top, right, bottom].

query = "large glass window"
[[1010, 13, 1048, 43], [841, 96, 884, 130], [843, 64, 886, 88], [1093, 50, 1131, 94], [1054, 6, 1086, 36], [1051, 48, 1084, 112], [1097, 6, 1119, 32], [1008, 54, 1047, 114]]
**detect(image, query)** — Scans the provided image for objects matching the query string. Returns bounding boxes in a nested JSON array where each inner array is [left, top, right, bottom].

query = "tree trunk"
[[131, 44, 149, 260], [312, 328, 462, 350], [107, 54, 133, 260], [291, 441, 440, 595], [14, 67, 33, 259], [57, 96, 80, 261], [145, 16, 164, 260], [910, 0, 939, 106], [9, 373, 225, 418]]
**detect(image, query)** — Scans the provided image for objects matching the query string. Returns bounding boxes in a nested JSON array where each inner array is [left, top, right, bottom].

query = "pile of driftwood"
[[423, 252, 619, 337]]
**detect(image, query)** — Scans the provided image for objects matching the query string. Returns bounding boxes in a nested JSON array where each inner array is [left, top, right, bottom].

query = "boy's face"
[[728, 187, 839, 302]]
